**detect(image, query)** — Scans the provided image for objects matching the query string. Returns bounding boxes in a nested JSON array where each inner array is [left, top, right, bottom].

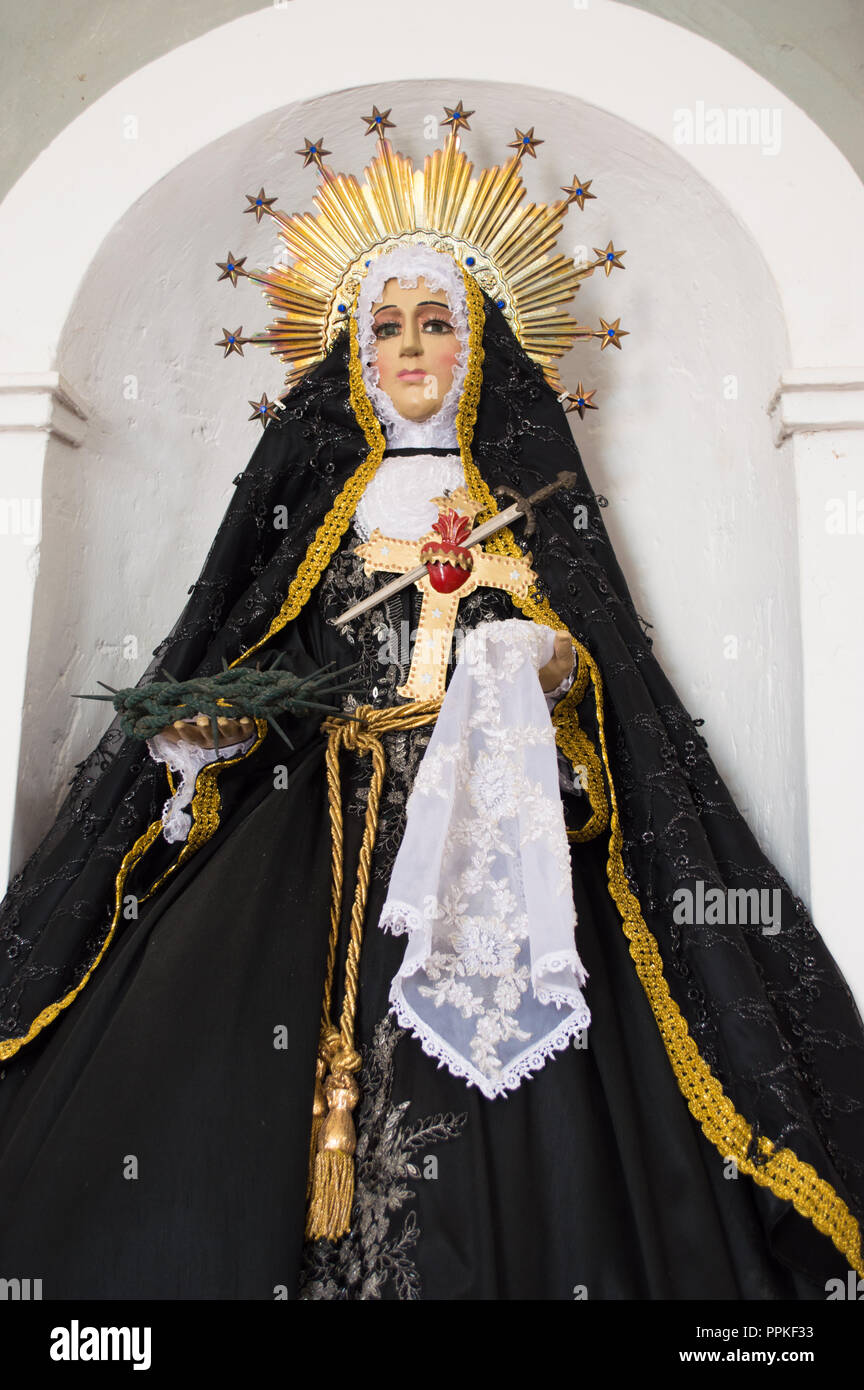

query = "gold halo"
[[223, 118, 626, 403]]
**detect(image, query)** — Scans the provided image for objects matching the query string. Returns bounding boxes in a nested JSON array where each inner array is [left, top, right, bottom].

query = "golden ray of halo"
[[232, 126, 623, 394]]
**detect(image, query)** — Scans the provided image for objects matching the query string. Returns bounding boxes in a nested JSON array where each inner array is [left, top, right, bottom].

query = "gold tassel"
[[305, 703, 441, 1242], [305, 1063, 360, 1241], [306, 1052, 329, 1200]]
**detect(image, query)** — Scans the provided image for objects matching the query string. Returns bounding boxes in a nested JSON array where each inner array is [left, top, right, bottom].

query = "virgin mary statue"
[[0, 112, 862, 1301]]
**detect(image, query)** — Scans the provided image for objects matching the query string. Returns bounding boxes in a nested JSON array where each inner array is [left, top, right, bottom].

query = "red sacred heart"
[[420, 509, 475, 595], [424, 559, 472, 594]]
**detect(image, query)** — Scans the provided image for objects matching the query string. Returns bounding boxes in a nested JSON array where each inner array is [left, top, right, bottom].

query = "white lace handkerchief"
[[380, 618, 590, 1099]]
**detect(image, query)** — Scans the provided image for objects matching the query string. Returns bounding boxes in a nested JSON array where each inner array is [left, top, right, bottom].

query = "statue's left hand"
[[539, 633, 575, 694]]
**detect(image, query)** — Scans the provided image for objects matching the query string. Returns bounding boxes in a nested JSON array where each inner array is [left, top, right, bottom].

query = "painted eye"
[[372, 321, 401, 338], [422, 318, 454, 334]]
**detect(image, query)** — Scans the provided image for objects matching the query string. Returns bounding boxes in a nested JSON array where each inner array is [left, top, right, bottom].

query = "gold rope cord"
[[582, 645, 864, 1275], [306, 699, 442, 1241], [0, 719, 269, 1062], [451, 265, 863, 1276]]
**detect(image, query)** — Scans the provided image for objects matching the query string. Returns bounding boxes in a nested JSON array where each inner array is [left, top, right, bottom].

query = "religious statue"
[[0, 104, 862, 1301]]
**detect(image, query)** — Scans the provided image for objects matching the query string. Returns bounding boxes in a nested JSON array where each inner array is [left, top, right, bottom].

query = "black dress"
[[0, 549, 845, 1300]]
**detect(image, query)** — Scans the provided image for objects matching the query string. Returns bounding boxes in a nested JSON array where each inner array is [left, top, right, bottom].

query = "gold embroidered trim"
[[0, 720, 269, 1061], [0, 274, 387, 1062], [458, 266, 863, 1275], [580, 641, 864, 1276], [229, 295, 387, 670]]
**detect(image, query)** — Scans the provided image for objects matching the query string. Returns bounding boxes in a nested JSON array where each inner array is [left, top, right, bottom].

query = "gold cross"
[[354, 488, 537, 700]]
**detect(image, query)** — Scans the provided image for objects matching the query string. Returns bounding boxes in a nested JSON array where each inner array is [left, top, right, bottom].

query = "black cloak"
[[0, 287, 862, 1297]]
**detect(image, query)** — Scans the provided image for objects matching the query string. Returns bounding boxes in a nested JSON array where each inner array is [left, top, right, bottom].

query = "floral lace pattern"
[[299, 1014, 467, 1300], [380, 619, 590, 1099]]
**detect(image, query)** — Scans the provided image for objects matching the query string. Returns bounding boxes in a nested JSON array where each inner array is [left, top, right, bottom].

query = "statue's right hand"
[[155, 714, 256, 749]]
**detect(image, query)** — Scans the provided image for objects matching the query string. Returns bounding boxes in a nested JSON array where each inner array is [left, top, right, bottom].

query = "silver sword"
[[330, 470, 580, 628]]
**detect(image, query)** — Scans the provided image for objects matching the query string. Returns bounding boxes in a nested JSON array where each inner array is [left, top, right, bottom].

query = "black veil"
[[1, 290, 862, 1279]]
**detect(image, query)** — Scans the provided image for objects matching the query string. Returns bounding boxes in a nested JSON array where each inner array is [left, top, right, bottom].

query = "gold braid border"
[[0, 720, 269, 1061], [228, 293, 387, 670], [582, 644, 864, 1276], [0, 281, 387, 1063], [456, 270, 862, 1273]]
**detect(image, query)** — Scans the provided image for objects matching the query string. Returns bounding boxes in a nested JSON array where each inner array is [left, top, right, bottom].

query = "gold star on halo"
[[441, 102, 474, 134], [509, 127, 544, 160], [597, 317, 629, 351], [215, 327, 248, 358], [248, 393, 282, 427], [563, 382, 598, 418], [216, 252, 248, 287], [295, 137, 331, 169], [243, 188, 277, 223], [593, 242, 627, 276], [561, 176, 596, 210], [362, 106, 396, 138]]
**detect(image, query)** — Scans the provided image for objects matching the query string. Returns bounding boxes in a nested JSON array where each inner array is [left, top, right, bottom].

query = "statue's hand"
[[156, 714, 256, 749], [539, 633, 575, 694]]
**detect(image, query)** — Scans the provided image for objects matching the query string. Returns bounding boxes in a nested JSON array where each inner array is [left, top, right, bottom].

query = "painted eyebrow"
[[371, 299, 451, 314]]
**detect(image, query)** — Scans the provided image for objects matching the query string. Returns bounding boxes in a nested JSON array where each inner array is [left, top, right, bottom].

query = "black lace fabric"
[[1, 292, 863, 1273]]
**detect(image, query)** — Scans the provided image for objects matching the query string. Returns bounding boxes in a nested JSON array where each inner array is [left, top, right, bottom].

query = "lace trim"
[[147, 730, 255, 843], [356, 246, 469, 449], [387, 981, 590, 1101], [0, 721, 269, 1063]]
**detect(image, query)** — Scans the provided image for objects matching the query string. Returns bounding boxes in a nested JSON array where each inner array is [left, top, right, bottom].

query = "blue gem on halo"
[[496, 299, 505, 308], [466, 256, 476, 266], [607, 328, 615, 337], [337, 303, 347, 313], [365, 259, 371, 267], [606, 253, 614, 261]]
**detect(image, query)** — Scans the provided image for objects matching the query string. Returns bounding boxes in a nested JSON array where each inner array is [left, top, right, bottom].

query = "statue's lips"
[[397, 369, 427, 380]]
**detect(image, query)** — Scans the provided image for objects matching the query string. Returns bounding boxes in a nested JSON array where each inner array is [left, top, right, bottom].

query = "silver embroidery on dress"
[[299, 1015, 467, 1300]]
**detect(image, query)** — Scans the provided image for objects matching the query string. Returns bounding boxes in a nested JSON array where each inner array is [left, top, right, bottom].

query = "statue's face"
[[369, 276, 459, 421]]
